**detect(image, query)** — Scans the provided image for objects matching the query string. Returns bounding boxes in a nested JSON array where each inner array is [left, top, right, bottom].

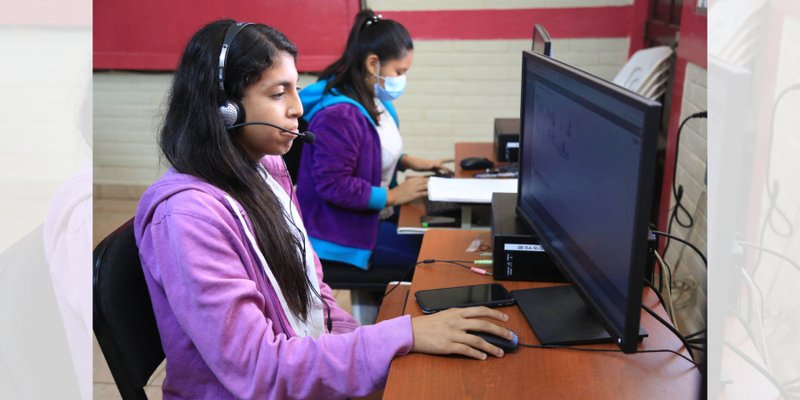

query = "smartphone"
[[414, 283, 515, 314]]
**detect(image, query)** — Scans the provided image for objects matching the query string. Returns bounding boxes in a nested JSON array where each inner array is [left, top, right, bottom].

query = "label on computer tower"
[[504, 243, 544, 252]]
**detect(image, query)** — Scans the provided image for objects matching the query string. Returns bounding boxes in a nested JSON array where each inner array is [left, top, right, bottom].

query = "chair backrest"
[[93, 219, 164, 400]]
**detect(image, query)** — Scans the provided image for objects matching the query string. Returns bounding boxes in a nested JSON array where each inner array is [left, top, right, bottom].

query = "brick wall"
[[397, 38, 629, 160], [93, 72, 317, 186], [93, 72, 170, 185], [94, 2, 632, 186], [664, 62, 707, 335]]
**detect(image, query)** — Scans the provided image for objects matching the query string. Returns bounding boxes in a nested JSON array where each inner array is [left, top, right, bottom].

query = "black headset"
[[218, 23, 331, 332], [217, 22, 254, 128], [216, 22, 316, 144]]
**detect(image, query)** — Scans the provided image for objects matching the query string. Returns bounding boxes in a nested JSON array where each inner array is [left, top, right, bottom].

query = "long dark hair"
[[320, 9, 413, 124], [160, 19, 313, 320]]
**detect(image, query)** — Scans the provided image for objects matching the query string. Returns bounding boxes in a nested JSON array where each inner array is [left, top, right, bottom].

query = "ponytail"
[[319, 9, 413, 124]]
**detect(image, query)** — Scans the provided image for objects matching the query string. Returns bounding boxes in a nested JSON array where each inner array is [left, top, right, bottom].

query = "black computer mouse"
[[466, 330, 519, 353], [460, 157, 495, 170]]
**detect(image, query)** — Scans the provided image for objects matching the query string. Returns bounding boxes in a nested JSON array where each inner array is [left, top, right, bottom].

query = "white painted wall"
[[93, 36, 628, 185]]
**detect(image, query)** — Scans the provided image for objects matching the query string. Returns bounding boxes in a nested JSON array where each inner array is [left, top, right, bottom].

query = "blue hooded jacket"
[[301, 79, 398, 125]]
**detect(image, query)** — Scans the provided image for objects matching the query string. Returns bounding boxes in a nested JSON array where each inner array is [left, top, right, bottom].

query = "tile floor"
[[93, 190, 353, 399]]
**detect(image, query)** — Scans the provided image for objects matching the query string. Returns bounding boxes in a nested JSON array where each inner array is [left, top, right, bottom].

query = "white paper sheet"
[[427, 177, 517, 203]]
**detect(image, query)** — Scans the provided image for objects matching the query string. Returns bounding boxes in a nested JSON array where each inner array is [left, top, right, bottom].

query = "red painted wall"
[[93, 0, 360, 72], [657, 0, 708, 236], [94, 3, 636, 72], [379, 7, 632, 40], [628, 0, 652, 56]]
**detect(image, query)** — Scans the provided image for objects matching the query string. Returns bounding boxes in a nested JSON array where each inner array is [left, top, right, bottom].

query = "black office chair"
[[321, 259, 411, 291], [321, 259, 414, 324], [93, 218, 164, 400]]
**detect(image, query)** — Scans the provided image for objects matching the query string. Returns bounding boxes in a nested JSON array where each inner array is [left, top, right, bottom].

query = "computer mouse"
[[460, 157, 495, 170], [467, 330, 519, 353]]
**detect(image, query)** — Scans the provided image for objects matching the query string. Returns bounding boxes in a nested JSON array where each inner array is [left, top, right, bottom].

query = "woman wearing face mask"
[[297, 10, 448, 276]]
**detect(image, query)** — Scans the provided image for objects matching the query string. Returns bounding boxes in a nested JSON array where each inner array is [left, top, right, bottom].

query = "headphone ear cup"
[[219, 99, 246, 128]]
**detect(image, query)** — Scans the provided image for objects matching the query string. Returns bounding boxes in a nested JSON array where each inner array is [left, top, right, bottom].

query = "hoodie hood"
[[300, 78, 399, 127], [134, 155, 291, 241]]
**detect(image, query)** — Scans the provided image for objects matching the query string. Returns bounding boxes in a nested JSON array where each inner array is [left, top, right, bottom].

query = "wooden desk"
[[356, 283, 412, 400], [395, 198, 428, 235], [376, 283, 411, 323], [383, 229, 701, 399], [397, 142, 506, 233]]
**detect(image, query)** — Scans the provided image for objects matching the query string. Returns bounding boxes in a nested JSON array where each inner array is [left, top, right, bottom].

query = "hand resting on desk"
[[410, 306, 514, 360], [402, 155, 453, 174]]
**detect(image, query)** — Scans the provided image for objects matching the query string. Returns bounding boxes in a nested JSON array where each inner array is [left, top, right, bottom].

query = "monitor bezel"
[[515, 50, 661, 353]]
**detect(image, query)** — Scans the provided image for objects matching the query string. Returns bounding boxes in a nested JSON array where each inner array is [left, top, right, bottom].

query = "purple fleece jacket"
[[133, 155, 413, 399], [296, 103, 384, 267]]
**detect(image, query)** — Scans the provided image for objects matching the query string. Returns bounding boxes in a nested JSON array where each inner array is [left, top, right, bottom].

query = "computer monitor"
[[514, 51, 661, 353], [532, 24, 552, 57]]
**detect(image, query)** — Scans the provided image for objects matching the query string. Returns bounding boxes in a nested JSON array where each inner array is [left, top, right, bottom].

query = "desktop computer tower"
[[491, 193, 564, 282], [493, 118, 520, 162]]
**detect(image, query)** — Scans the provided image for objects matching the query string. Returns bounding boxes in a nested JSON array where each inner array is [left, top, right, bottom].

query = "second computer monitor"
[[532, 24, 552, 57], [516, 51, 661, 353]]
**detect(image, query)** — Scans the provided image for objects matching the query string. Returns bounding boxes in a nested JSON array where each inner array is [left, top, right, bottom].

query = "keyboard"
[[424, 198, 462, 217]]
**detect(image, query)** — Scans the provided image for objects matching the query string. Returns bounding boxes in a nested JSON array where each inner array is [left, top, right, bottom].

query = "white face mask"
[[373, 62, 407, 101]]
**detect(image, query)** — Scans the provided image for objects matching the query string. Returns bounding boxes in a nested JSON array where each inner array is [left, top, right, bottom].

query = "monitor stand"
[[511, 285, 646, 346]]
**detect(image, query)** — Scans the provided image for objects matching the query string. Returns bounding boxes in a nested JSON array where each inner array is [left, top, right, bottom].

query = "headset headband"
[[218, 22, 254, 97]]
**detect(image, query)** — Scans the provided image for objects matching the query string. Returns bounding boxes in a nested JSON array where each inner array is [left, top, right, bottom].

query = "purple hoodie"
[[134, 155, 413, 399]]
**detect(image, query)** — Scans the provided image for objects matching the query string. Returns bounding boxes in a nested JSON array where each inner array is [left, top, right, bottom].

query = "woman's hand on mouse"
[[410, 306, 514, 360]]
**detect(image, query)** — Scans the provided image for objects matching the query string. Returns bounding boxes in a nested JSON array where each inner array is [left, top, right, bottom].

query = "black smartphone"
[[414, 283, 515, 314]]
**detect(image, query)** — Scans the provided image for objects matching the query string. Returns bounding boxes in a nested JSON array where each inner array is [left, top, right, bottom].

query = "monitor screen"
[[516, 51, 660, 353], [532, 24, 552, 57]]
